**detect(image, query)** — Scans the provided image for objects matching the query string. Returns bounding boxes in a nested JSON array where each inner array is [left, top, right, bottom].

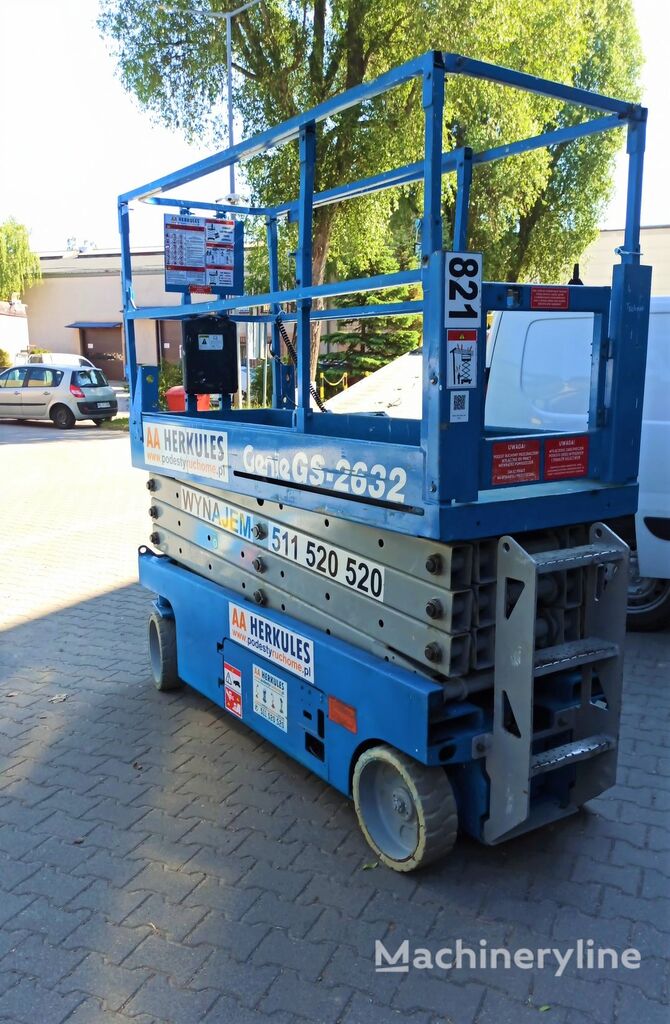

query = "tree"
[[323, 288, 421, 378], [99, 0, 641, 376], [0, 219, 41, 301]]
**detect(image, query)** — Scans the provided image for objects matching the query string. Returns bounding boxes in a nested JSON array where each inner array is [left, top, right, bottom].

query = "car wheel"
[[92, 419, 106, 427], [627, 551, 670, 631], [51, 405, 76, 430]]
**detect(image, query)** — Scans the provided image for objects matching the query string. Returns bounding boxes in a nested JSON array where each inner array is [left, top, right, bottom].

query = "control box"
[[182, 315, 237, 395]]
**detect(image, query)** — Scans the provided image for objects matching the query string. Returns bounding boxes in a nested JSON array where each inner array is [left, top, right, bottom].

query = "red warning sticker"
[[189, 284, 212, 295], [492, 440, 541, 485], [530, 286, 570, 311], [446, 329, 478, 341], [223, 661, 243, 718], [544, 435, 589, 480]]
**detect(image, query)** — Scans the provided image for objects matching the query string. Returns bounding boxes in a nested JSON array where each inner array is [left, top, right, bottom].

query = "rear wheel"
[[51, 404, 75, 430], [148, 612, 181, 691], [627, 551, 670, 631], [352, 744, 458, 871]]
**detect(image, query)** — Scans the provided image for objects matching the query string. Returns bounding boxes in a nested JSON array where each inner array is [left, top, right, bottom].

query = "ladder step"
[[532, 544, 626, 573], [534, 637, 619, 676], [531, 734, 615, 776]]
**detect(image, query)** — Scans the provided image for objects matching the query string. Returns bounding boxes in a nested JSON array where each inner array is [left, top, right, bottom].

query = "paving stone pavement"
[[0, 421, 668, 1024]]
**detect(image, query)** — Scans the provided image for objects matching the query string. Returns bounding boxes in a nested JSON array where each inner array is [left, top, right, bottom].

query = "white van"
[[14, 350, 95, 369], [486, 297, 670, 630]]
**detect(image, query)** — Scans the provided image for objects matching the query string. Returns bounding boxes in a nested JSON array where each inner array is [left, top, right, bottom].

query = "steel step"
[[532, 544, 626, 573], [530, 734, 615, 776], [534, 637, 619, 677]]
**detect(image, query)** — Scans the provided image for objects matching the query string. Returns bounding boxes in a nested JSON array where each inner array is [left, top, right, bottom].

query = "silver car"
[[0, 364, 118, 428]]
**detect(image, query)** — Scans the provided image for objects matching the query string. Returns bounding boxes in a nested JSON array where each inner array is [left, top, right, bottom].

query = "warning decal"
[[447, 329, 477, 389], [530, 286, 570, 311], [223, 661, 242, 718], [492, 440, 541, 485], [544, 436, 589, 480], [253, 664, 287, 732]]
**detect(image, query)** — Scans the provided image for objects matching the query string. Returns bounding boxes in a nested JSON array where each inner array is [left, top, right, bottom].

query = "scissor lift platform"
[[121, 51, 650, 869]]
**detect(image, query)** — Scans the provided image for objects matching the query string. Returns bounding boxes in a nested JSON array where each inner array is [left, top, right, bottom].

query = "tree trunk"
[[309, 206, 334, 380]]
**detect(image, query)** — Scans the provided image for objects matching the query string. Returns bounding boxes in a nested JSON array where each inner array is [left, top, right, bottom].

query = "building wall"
[[24, 259, 178, 365], [581, 226, 669, 294]]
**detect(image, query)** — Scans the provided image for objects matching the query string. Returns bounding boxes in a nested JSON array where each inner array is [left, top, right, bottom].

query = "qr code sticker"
[[450, 391, 469, 423]]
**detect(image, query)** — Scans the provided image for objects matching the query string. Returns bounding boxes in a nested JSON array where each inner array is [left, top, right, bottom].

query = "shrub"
[[0, 349, 11, 369], [158, 361, 183, 410]]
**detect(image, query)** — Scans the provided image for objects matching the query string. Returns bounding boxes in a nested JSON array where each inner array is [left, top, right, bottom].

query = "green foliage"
[[0, 219, 41, 301], [0, 349, 11, 369], [324, 269, 421, 376], [158, 361, 183, 410], [100, 0, 641, 369], [249, 360, 274, 407]]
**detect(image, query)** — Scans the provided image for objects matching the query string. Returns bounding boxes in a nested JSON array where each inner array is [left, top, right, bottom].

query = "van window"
[[74, 369, 108, 388], [521, 316, 593, 415], [642, 313, 669, 423]]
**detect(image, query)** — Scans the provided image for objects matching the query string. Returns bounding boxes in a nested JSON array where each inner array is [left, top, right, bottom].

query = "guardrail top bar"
[[118, 51, 645, 208]]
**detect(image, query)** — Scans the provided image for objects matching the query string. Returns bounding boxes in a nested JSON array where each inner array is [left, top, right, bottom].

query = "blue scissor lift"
[[119, 52, 651, 870]]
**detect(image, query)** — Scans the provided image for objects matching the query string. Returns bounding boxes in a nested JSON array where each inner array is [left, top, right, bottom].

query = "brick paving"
[[0, 420, 668, 1024]]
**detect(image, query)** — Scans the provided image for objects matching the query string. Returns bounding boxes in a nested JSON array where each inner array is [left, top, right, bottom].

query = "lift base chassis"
[[141, 493, 628, 868]]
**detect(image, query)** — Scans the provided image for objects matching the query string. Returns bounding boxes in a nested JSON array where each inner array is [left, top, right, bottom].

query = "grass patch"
[[101, 417, 129, 431]]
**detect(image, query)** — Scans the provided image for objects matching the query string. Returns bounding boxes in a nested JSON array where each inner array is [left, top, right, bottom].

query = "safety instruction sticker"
[[530, 286, 570, 311], [144, 422, 229, 483], [492, 440, 541, 485], [229, 603, 314, 682], [449, 390, 469, 422], [447, 330, 477, 388], [223, 662, 242, 718], [164, 214, 235, 291], [253, 664, 287, 732], [544, 436, 589, 480]]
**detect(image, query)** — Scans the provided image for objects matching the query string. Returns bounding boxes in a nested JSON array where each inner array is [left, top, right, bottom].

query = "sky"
[[0, 0, 667, 252]]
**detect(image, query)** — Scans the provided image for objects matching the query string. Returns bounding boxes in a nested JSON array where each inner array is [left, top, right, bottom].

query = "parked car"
[[486, 297, 670, 630], [14, 351, 96, 369], [0, 364, 118, 428]]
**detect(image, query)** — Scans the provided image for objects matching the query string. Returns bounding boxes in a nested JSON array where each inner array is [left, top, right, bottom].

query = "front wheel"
[[148, 612, 181, 691], [352, 744, 458, 872], [627, 551, 670, 631]]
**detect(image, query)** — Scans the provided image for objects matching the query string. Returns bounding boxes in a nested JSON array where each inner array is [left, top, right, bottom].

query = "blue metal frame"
[[120, 51, 650, 542]]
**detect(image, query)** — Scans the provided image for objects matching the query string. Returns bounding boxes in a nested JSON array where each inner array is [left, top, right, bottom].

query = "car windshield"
[[74, 369, 108, 388]]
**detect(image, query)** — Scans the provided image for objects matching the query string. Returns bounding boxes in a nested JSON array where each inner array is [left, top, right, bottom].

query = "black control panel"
[[182, 315, 238, 395]]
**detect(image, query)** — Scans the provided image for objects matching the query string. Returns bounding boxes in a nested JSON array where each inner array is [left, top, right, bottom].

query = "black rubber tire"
[[626, 549, 670, 631], [627, 580, 670, 631], [148, 612, 181, 692], [352, 743, 458, 872], [51, 405, 76, 430], [92, 419, 106, 427]]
